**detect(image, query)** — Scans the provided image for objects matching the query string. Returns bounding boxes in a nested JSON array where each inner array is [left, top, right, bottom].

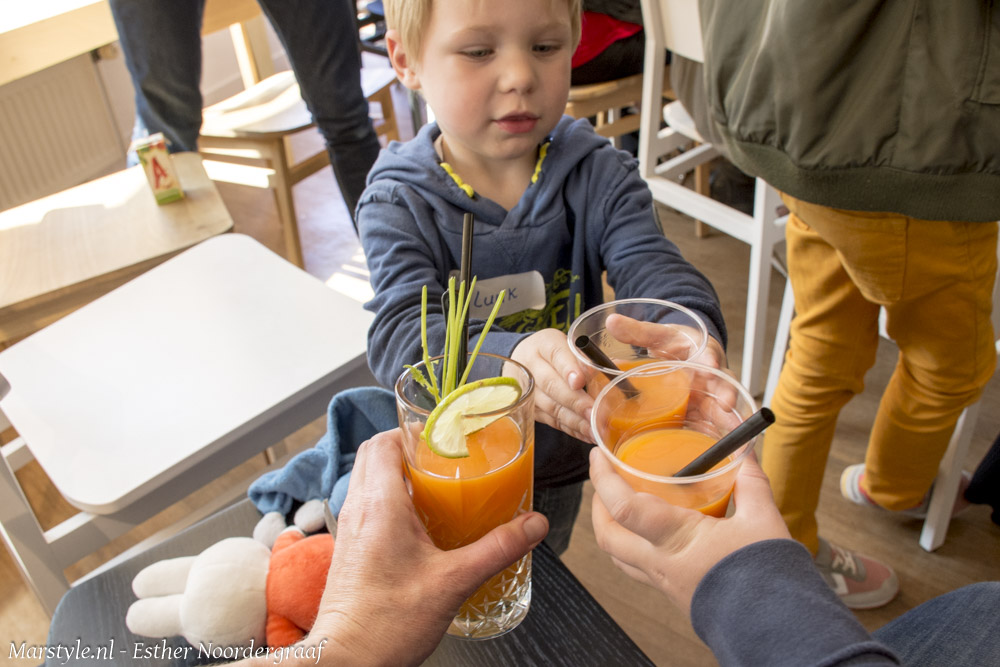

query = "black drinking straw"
[[455, 213, 474, 379], [674, 407, 775, 477], [574, 335, 639, 399]]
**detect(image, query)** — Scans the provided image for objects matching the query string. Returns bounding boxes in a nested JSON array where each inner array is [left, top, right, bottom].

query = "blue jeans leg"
[[534, 482, 584, 556], [257, 0, 381, 221], [110, 0, 380, 221], [108, 0, 206, 156], [872, 582, 1000, 666]]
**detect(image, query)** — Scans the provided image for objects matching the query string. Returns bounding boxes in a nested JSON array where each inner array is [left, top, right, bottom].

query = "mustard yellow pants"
[[762, 195, 998, 554]]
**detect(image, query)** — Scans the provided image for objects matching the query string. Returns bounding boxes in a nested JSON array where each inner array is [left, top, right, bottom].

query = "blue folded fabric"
[[248, 385, 398, 518]]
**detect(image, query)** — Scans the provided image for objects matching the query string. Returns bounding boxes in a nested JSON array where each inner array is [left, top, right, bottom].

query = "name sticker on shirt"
[[451, 270, 547, 319]]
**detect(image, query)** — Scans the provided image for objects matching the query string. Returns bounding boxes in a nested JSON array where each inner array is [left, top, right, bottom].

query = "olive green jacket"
[[700, 0, 1000, 222]]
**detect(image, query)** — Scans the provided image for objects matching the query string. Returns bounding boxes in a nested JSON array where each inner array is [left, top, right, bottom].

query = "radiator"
[[0, 53, 125, 211]]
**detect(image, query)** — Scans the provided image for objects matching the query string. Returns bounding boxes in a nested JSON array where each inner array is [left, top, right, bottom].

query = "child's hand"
[[693, 336, 728, 370], [509, 329, 594, 443], [604, 313, 729, 369]]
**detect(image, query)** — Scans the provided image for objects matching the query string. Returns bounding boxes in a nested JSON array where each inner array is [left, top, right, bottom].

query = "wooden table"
[[0, 0, 272, 89], [0, 1, 117, 88], [0, 152, 233, 344], [46, 499, 654, 666]]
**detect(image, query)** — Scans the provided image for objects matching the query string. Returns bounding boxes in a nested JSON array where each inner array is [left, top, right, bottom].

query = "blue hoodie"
[[358, 116, 725, 488]]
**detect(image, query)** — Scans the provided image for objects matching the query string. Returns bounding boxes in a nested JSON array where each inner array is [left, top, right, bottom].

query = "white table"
[[0, 233, 374, 613]]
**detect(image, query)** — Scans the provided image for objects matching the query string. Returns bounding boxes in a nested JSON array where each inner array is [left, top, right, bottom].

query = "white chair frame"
[[637, 0, 787, 395]]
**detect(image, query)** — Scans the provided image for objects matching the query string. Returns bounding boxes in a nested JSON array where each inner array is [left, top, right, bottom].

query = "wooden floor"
[[3, 134, 999, 665]]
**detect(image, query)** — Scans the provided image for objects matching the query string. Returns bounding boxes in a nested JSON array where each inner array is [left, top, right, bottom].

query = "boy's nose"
[[498, 52, 536, 94]]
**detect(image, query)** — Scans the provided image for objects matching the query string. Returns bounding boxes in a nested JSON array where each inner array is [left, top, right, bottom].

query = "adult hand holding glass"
[[234, 430, 549, 667], [589, 447, 789, 617]]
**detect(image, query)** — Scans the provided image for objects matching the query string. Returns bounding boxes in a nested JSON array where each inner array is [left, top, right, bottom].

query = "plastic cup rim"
[[567, 298, 710, 375]]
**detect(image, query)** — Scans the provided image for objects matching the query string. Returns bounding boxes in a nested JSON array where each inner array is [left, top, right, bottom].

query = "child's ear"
[[386, 29, 421, 91]]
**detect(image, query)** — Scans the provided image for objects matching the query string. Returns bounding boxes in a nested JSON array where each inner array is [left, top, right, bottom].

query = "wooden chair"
[[351, 0, 428, 134], [197, 0, 398, 267], [565, 73, 644, 144], [0, 235, 375, 616], [637, 0, 787, 395], [565, 70, 675, 148], [764, 238, 1000, 552]]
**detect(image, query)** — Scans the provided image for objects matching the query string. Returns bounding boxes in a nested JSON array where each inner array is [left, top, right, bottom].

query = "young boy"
[[358, 0, 727, 554]]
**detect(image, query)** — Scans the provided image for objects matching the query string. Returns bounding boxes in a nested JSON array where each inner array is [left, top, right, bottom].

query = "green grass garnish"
[[405, 277, 506, 405]]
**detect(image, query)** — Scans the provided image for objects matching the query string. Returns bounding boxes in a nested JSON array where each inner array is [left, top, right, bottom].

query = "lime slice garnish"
[[424, 376, 521, 458]]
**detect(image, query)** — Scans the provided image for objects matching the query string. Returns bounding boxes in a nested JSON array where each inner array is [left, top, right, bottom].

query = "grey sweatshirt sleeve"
[[359, 196, 453, 387], [593, 150, 727, 348], [691, 540, 900, 667]]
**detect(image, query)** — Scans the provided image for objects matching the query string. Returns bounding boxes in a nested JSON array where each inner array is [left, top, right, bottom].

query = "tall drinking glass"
[[395, 353, 535, 640], [591, 360, 758, 517]]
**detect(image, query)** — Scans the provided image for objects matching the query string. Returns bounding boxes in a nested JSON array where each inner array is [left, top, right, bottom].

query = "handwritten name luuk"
[[9, 639, 327, 664], [473, 286, 518, 309]]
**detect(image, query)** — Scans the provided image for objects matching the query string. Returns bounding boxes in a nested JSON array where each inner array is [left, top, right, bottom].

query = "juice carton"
[[132, 133, 184, 205]]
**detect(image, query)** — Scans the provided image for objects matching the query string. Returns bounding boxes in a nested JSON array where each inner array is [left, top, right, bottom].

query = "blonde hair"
[[384, 0, 582, 66]]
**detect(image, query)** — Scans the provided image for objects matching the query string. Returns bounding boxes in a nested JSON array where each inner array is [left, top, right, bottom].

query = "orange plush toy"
[[126, 528, 334, 650], [265, 529, 334, 647]]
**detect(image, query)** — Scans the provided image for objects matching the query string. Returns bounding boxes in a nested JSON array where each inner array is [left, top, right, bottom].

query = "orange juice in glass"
[[568, 298, 709, 400], [592, 361, 758, 516], [395, 353, 534, 639]]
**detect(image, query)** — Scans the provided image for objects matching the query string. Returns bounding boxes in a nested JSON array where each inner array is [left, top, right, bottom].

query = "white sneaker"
[[840, 463, 971, 519]]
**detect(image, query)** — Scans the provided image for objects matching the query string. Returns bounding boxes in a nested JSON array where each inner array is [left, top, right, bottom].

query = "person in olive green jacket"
[[696, 0, 1000, 609]]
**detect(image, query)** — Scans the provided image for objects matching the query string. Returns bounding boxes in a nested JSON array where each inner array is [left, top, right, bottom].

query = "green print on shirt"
[[496, 268, 582, 334]]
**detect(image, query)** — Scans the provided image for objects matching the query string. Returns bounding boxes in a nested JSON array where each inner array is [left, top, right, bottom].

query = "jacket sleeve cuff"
[[690, 539, 899, 666]]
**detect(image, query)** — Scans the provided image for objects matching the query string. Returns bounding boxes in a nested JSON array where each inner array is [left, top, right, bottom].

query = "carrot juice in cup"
[[591, 361, 758, 517], [595, 358, 692, 446]]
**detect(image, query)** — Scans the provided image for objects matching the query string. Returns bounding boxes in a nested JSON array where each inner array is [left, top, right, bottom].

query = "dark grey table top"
[[46, 499, 653, 666]]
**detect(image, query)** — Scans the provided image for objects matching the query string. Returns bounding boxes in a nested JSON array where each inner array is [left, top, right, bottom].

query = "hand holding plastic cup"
[[591, 360, 760, 517], [568, 298, 709, 399]]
